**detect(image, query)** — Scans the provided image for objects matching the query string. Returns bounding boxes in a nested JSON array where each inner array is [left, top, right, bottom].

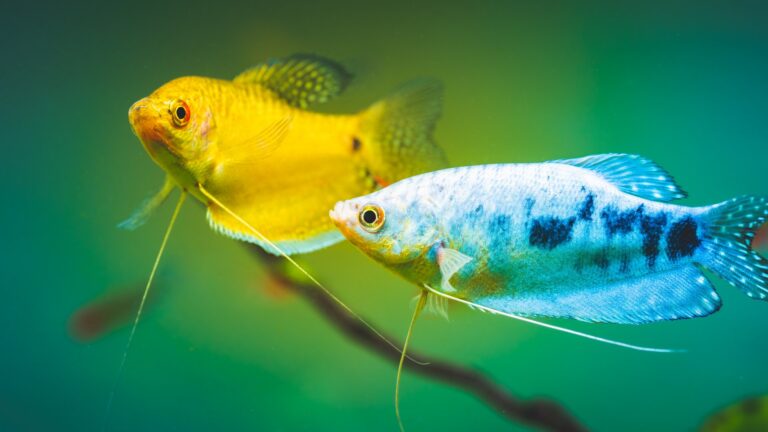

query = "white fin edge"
[[206, 208, 344, 255], [422, 285, 682, 353]]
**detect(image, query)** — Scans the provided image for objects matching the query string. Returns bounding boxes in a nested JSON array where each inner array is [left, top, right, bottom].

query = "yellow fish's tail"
[[358, 79, 449, 185]]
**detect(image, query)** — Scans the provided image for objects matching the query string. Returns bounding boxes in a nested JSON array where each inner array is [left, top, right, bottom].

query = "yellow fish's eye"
[[170, 100, 190, 128], [359, 204, 385, 232]]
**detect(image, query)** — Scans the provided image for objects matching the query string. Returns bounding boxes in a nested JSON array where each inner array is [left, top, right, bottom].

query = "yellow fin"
[[233, 54, 352, 109], [118, 176, 175, 230], [219, 116, 293, 168], [197, 184, 428, 365], [358, 79, 449, 184], [207, 153, 367, 255], [207, 206, 343, 255]]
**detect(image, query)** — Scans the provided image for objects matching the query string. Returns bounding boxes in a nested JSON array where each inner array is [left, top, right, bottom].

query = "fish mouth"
[[128, 98, 160, 141], [329, 200, 359, 235], [128, 98, 180, 157], [329, 201, 346, 227]]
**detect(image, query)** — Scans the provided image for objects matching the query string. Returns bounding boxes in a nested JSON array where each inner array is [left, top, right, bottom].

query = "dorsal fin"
[[233, 54, 352, 109], [555, 153, 687, 202]]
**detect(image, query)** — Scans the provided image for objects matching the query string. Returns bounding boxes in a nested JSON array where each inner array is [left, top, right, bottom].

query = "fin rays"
[[423, 285, 680, 353], [118, 176, 175, 230]]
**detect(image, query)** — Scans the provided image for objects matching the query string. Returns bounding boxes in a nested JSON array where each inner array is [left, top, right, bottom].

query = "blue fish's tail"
[[701, 196, 768, 300]]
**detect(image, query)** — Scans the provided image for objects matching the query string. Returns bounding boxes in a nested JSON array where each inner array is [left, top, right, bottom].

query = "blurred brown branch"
[[250, 245, 588, 432]]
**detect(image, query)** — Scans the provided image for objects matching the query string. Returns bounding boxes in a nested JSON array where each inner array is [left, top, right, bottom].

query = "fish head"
[[330, 188, 438, 265], [128, 77, 219, 190]]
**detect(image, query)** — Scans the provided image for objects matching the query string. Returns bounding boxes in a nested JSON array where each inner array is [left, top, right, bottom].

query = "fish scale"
[[418, 165, 697, 294]]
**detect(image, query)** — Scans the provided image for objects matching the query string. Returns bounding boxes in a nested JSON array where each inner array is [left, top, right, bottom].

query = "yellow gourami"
[[125, 54, 448, 255]]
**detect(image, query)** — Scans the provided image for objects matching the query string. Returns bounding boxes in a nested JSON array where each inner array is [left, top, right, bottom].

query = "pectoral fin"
[[118, 176, 175, 230], [219, 116, 293, 167], [436, 247, 473, 293]]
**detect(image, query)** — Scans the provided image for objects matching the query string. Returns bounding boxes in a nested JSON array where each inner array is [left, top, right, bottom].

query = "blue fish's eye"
[[359, 204, 385, 232]]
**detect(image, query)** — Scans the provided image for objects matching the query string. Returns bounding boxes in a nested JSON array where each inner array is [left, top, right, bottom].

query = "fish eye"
[[359, 204, 385, 232], [170, 100, 190, 127]]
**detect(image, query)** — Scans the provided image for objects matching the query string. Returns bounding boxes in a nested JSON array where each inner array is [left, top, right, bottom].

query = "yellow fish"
[[124, 54, 448, 255]]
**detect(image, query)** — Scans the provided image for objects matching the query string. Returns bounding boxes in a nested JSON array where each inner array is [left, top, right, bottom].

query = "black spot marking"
[[666, 216, 701, 260], [619, 254, 630, 273], [593, 250, 610, 270], [529, 216, 576, 250], [474, 205, 484, 214], [578, 193, 595, 221], [351, 136, 362, 152], [639, 212, 668, 268], [601, 205, 644, 237]]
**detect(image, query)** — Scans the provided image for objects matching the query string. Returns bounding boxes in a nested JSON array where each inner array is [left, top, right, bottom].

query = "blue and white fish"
[[330, 153, 768, 429], [331, 153, 768, 327]]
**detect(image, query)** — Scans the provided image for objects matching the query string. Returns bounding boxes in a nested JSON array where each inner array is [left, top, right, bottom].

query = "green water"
[[3, 1, 768, 431]]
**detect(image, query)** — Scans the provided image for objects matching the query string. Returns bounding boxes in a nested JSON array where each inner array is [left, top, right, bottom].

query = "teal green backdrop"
[[2, 1, 767, 430]]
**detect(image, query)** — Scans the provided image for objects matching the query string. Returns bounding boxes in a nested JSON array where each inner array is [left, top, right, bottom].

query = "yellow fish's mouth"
[[128, 98, 180, 158]]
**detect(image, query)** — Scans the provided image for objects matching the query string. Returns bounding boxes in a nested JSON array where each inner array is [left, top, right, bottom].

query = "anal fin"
[[474, 265, 721, 324], [206, 206, 343, 255]]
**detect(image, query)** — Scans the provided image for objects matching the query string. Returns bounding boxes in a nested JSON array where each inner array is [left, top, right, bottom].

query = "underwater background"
[[2, 1, 768, 430]]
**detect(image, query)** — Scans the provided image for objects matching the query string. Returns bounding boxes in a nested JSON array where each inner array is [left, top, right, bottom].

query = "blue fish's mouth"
[[329, 200, 354, 230]]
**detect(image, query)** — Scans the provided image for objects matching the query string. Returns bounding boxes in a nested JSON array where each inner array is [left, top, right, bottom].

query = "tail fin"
[[701, 196, 768, 299], [358, 79, 449, 185]]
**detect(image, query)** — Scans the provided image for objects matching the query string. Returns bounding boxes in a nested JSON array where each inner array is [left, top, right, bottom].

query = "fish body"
[[331, 154, 768, 324], [126, 55, 447, 254]]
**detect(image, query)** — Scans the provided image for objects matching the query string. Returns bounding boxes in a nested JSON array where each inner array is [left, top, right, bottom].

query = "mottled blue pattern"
[[578, 193, 595, 221]]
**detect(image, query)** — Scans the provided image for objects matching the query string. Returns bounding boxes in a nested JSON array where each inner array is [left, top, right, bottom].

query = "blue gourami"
[[330, 154, 768, 325]]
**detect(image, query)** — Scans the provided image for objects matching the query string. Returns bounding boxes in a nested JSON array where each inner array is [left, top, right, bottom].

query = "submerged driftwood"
[[249, 245, 587, 432]]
